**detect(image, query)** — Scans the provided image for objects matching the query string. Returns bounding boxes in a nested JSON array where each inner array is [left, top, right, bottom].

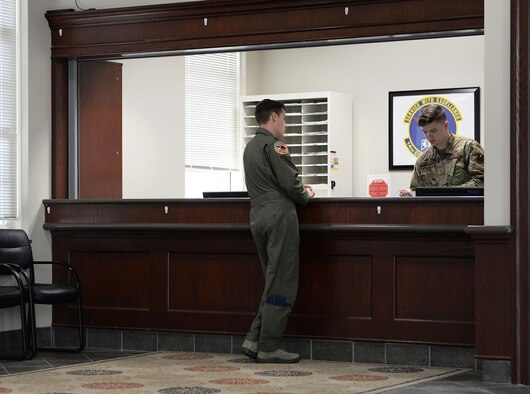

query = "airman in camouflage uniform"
[[410, 133, 484, 189], [241, 99, 314, 364], [400, 104, 484, 195]]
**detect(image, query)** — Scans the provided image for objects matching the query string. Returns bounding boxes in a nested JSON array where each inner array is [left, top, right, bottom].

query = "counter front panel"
[[44, 197, 483, 345]]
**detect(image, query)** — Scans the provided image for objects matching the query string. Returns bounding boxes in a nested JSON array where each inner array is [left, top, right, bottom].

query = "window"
[[184, 52, 241, 197], [0, 0, 18, 219]]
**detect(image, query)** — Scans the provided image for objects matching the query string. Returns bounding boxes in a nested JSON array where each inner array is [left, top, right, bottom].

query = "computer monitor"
[[415, 187, 484, 197], [202, 191, 249, 198]]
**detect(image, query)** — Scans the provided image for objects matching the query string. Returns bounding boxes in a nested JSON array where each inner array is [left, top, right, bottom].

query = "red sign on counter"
[[369, 179, 389, 197]]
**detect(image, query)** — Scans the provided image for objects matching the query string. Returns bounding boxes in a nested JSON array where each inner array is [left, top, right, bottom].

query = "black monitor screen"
[[415, 187, 484, 197], [202, 191, 249, 198]]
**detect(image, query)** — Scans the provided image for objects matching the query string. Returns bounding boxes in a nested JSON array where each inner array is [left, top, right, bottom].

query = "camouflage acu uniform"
[[243, 127, 309, 352], [410, 134, 484, 189]]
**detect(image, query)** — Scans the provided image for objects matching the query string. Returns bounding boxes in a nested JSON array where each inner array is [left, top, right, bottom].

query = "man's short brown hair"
[[417, 104, 447, 126], [255, 99, 286, 125]]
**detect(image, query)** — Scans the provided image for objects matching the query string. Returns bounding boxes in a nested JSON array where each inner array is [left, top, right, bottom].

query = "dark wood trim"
[[51, 58, 69, 199], [45, 0, 484, 59], [43, 222, 474, 236], [43, 197, 484, 226], [511, 0, 529, 385], [467, 227, 514, 363]]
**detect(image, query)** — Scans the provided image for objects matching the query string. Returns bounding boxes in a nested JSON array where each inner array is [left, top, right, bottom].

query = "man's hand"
[[399, 189, 413, 197], [304, 184, 315, 198]]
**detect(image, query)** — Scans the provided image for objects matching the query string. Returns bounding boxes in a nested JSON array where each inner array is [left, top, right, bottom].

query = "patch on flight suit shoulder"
[[274, 141, 289, 155]]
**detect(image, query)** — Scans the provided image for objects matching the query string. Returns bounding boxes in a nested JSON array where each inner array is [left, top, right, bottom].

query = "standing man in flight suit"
[[241, 99, 315, 363]]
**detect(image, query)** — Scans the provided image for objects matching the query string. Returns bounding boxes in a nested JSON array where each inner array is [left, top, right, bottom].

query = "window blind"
[[185, 52, 239, 170], [0, 0, 18, 219]]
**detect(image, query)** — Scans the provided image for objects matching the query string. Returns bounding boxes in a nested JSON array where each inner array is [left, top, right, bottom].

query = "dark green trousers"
[[246, 198, 300, 352]]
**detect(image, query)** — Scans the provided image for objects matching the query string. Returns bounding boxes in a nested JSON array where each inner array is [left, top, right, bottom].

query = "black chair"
[[0, 263, 35, 359], [0, 229, 85, 356]]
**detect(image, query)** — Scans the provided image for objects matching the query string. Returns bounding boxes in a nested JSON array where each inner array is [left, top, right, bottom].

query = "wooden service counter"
[[43, 197, 483, 346]]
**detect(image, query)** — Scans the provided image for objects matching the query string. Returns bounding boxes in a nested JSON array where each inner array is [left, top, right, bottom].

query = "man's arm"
[[461, 140, 484, 187], [267, 144, 310, 205], [409, 165, 422, 190]]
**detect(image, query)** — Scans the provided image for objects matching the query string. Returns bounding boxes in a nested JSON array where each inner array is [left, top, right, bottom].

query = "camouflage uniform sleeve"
[[266, 143, 310, 205], [460, 140, 484, 187], [409, 163, 422, 190]]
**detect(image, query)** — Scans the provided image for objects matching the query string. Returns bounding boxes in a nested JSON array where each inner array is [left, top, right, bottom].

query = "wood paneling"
[[44, 200, 251, 225], [51, 58, 69, 199], [511, 0, 529, 384], [43, 197, 483, 226], [45, 0, 483, 59], [168, 253, 261, 314], [78, 61, 122, 198], [295, 255, 373, 319], [70, 251, 152, 311], [50, 227, 475, 344], [471, 232, 513, 360], [395, 257, 474, 322], [45, 198, 481, 345]]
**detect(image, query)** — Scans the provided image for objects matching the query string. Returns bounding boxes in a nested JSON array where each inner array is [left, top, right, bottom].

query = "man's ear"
[[270, 111, 278, 121]]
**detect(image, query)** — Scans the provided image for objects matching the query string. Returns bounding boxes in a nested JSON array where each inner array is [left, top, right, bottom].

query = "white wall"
[[7, 0, 57, 332], [245, 36, 485, 197], [484, 0, 510, 225], [120, 57, 185, 198]]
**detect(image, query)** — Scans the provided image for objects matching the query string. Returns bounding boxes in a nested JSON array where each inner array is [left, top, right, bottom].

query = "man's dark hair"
[[255, 99, 286, 125], [417, 104, 447, 126]]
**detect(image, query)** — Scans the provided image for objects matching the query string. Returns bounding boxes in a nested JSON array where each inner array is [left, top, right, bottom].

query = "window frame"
[[0, 0, 20, 225]]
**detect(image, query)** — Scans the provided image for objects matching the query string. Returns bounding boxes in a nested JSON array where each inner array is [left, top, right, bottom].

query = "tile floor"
[[389, 370, 530, 393], [0, 349, 529, 393], [0, 349, 145, 375]]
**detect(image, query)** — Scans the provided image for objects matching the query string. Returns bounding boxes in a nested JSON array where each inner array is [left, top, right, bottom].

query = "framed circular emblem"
[[389, 87, 480, 169]]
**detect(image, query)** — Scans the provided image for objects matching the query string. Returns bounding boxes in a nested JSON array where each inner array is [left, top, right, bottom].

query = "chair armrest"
[[2, 263, 33, 286], [32, 260, 81, 288], [0, 263, 27, 290]]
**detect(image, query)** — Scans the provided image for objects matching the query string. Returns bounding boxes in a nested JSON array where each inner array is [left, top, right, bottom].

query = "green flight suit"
[[410, 134, 485, 189], [243, 127, 309, 352]]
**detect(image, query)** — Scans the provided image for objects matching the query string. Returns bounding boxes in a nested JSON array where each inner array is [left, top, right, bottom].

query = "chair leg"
[[37, 298, 85, 353], [19, 297, 29, 359], [0, 298, 32, 361], [77, 296, 85, 352], [0, 271, 36, 361], [17, 298, 30, 360], [26, 294, 37, 359], [22, 270, 37, 359]]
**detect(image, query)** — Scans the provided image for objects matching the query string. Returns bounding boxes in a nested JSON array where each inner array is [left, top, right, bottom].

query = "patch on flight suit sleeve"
[[274, 141, 289, 155]]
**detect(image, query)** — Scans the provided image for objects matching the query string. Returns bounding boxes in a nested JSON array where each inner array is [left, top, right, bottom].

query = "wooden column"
[[511, 0, 530, 384], [51, 58, 69, 199]]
